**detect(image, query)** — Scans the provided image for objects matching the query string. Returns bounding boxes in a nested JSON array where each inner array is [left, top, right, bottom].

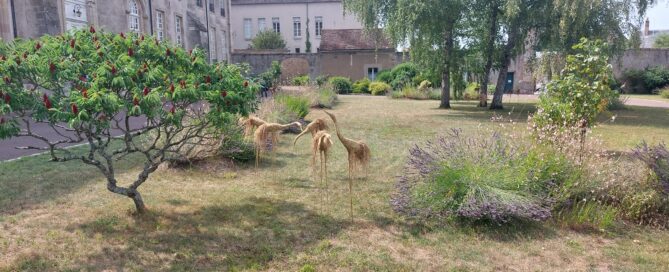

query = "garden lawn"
[[624, 94, 669, 102], [1, 96, 669, 271]]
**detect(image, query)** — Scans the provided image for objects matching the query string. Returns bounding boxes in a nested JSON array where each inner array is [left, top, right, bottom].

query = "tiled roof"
[[231, 0, 340, 5], [319, 29, 394, 52]]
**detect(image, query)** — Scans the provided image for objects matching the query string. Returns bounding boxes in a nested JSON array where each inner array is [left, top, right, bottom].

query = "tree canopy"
[[250, 31, 287, 50], [654, 34, 669, 48]]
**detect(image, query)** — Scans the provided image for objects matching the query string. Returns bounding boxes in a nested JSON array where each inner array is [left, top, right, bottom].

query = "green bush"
[[377, 70, 393, 83], [369, 81, 392, 96], [276, 94, 310, 119], [250, 31, 287, 50], [661, 88, 669, 98], [391, 86, 443, 100], [417, 80, 432, 91], [352, 79, 371, 94], [533, 39, 617, 130], [390, 62, 419, 90], [317, 87, 338, 108], [292, 75, 310, 86], [463, 83, 480, 101], [315, 75, 329, 87], [623, 67, 669, 94], [220, 123, 255, 162], [328, 76, 353, 94]]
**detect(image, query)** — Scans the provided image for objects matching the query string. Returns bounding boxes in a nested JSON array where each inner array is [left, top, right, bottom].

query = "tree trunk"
[[440, 24, 455, 109], [490, 27, 518, 110], [129, 190, 147, 214], [480, 1, 499, 108], [107, 180, 148, 214]]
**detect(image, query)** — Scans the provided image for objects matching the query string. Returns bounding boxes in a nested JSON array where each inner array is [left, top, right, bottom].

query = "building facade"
[[0, 0, 230, 62], [230, 0, 361, 53]]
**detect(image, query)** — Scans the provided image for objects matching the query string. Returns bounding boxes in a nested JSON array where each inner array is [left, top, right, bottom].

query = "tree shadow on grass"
[[0, 148, 143, 216], [75, 197, 346, 271]]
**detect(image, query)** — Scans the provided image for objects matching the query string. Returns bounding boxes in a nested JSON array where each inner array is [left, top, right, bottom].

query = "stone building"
[[230, 0, 362, 53], [0, 0, 230, 62], [319, 29, 403, 80]]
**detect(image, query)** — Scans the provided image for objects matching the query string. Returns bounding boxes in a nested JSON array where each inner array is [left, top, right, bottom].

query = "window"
[[295, 48, 300, 53], [156, 10, 165, 41], [128, 0, 140, 32], [175, 15, 184, 47], [293, 17, 301, 38], [368, 67, 379, 80], [272, 17, 280, 33], [258, 18, 266, 32], [315, 16, 323, 37], [196, 0, 202, 7], [243, 18, 252, 40], [219, 0, 226, 16], [209, 1, 214, 12]]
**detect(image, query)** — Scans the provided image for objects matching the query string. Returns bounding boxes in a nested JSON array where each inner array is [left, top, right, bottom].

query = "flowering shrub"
[[369, 81, 391, 96], [0, 28, 258, 213], [532, 39, 617, 130], [392, 129, 564, 223]]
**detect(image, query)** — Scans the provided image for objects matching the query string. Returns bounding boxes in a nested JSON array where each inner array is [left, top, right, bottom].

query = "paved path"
[[0, 115, 146, 162]]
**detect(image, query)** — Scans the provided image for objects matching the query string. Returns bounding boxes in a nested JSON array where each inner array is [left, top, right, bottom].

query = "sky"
[[647, 1, 669, 30]]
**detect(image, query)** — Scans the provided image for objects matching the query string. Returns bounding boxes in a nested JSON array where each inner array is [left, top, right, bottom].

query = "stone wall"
[[612, 49, 669, 78], [231, 52, 320, 81]]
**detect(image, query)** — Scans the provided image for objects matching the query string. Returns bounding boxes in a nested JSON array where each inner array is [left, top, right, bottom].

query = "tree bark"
[[440, 24, 455, 109], [490, 26, 519, 110], [106, 179, 148, 214], [480, 1, 499, 107]]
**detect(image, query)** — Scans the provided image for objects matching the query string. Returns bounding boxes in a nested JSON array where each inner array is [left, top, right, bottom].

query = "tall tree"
[[470, 0, 502, 107], [343, 0, 466, 109]]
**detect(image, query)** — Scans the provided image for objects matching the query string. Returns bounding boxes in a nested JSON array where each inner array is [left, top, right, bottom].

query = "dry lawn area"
[[1, 96, 669, 271]]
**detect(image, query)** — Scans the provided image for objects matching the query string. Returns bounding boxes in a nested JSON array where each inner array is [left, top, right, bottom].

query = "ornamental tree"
[[0, 27, 258, 213]]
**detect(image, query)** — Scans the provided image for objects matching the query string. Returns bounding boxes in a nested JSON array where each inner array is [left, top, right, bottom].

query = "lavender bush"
[[392, 129, 560, 224], [633, 142, 669, 194]]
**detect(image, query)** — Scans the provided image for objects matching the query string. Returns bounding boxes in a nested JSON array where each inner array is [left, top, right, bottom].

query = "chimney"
[[644, 18, 650, 36]]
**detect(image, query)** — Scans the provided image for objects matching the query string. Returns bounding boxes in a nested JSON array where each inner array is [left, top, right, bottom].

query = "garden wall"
[[613, 49, 669, 78]]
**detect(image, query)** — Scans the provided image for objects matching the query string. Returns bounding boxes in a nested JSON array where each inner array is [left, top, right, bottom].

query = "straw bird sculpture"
[[253, 122, 302, 168], [324, 111, 371, 217], [311, 130, 334, 193], [241, 116, 267, 138], [293, 117, 329, 147]]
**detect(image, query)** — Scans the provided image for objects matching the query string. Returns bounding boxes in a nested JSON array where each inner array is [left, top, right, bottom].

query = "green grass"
[[1, 96, 669, 271]]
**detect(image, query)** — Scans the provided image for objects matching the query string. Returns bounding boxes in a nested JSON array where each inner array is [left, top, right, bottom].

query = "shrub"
[[317, 87, 338, 108], [623, 67, 669, 94], [391, 86, 442, 100], [533, 39, 617, 130], [661, 88, 669, 98], [219, 122, 255, 162], [250, 31, 287, 50], [463, 83, 480, 101], [292, 75, 310, 86], [315, 75, 329, 87], [352, 79, 371, 94], [392, 130, 556, 224], [328, 76, 353, 94], [376, 70, 393, 83], [390, 62, 419, 89], [276, 94, 310, 119], [369, 81, 392, 96], [607, 93, 628, 110], [417, 80, 432, 91]]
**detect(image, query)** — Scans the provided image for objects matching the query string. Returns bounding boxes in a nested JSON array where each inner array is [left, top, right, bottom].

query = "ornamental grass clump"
[[392, 129, 558, 224]]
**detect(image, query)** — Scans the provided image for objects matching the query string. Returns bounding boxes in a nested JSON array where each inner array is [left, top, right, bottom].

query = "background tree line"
[[343, 0, 656, 109]]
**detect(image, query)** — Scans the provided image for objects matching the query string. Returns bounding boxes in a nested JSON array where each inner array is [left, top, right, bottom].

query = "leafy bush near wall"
[[352, 79, 371, 94], [369, 82, 392, 96], [328, 76, 353, 94], [250, 31, 287, 50], [315, 75, 330, 87], [390, 62, 419, 90], [623, 67, 669, 94], [377, 70, 393, 83], [291, 75, 310, 86], [316, 87, 338, 108]]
